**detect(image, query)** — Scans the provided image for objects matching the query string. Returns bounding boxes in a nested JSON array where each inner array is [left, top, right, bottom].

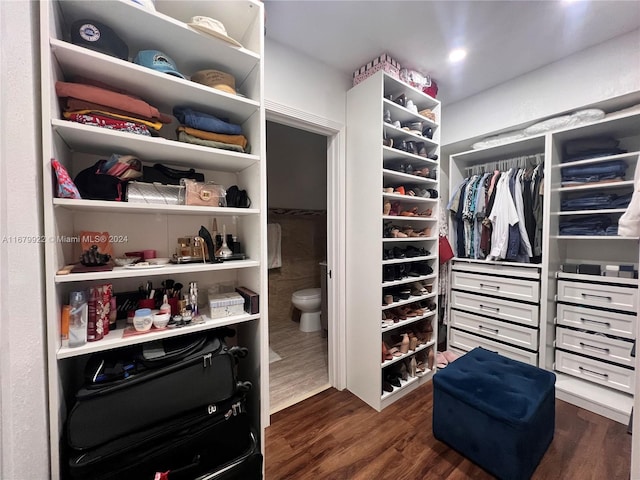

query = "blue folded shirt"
[[173, 106, 242, 135]]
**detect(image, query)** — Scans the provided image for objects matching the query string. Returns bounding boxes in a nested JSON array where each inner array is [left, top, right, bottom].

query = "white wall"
[[0, 1, 50, 479], [267, 122, 327, 210], [442, 29, 640, 148], [264, 38, 351, 125]]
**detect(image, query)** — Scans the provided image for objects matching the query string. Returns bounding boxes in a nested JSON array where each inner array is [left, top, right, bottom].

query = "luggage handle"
[[228, 346, 249, 359], [236, 381, 252, 394]]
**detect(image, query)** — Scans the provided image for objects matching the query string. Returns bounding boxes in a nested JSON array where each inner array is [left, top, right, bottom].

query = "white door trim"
[[265, 99, 347, 395]]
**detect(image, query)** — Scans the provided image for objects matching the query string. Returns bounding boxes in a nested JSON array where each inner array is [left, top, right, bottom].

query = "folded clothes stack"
[[562, 136, 627, 163], [560, 159, 628, 186], [559, 214, 614, 236], [561, 192, 632, 211], [55, 77, 171, 136], [173, 107, 249, 153]]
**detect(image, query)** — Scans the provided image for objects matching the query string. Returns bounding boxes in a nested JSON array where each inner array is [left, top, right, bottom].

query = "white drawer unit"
[[557, 280, 638, 313], [451, 290, 540, 328], [555, 350, 635, 395], [556, 327, 634, 368], [451, 270, 540, 303], [556, 303, 636, 340], [450, 309, 539, 351], [449, 328, 538, 366]]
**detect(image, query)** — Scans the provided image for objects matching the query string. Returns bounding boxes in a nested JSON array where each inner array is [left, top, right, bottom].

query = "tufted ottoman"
[[432, 347, 556, 480]]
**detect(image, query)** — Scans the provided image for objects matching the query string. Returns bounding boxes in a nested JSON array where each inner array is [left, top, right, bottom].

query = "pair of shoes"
[[402, 121, 422, 135], [394, 93, 407, 107], [413, 167, 430, 178], [406, 99, 417, 113], [383, 110, 392, 123]]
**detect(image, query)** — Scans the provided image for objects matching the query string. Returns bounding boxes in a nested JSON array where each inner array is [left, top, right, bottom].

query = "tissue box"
[[353, 53, 401, 86], [208, 292, 245, 319]]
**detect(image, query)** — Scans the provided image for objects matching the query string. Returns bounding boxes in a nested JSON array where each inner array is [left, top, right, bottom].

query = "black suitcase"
[[66, 329, 250, 450], [67, 394, 262, 480]]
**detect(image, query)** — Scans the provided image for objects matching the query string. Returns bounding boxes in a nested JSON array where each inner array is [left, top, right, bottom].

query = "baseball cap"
[[191, 69, 236, 95], [71, 20, 129, 60], [187, 16, 243, 48], [133, 50, 186, 79]]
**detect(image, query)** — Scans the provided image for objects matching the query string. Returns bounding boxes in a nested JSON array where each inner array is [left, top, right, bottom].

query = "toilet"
[[291, 288, 322, 332]]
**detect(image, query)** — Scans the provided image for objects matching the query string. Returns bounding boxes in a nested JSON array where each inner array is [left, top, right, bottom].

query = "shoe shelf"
[[57, 313, 260, 360], [381, 340, 435, 368], [383, 254, 437, 265], [382, 292, 437, 311], [382, 99, 439, 129], [382, 310, 437, 332], [382, 146, 438, 166], [383, 236, 437, 243], [382, 273, 436, 288], [380, 366, 435, 404], [347, 69, 440, 411]]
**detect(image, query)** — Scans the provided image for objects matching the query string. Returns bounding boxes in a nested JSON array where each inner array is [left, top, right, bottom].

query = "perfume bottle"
[[215, 224, 233, 259]]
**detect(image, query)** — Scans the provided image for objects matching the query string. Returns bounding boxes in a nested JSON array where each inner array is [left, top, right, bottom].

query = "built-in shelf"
[[554, 235, 638, 240], [556, 271, 638, 287], [552, 150, 640, 169], [382, 168, 438, 185], [381, 340, 435, 368], [55, 259, 259, 283], [382, 310, 436, 332], [52, 198, 259, 216], [383, 236, 438, 243], [555, 209, 627, 216], [382, 146, 439, 166], [553, 180, 634, 193], [382, 255, 437, 265], [57, 313, 260, 359], [382, 99, 439, 129], [382, 273, 436, 288], [382, 292, 437, 311]]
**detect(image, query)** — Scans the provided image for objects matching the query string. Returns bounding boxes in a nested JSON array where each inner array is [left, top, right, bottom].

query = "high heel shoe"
[[383, 200, 391, 215], [394, 93, 406, 107]]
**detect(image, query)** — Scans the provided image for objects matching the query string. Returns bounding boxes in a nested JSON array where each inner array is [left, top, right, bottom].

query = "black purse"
[[142, 163, 205, 185], [226, 185, 251, 208]]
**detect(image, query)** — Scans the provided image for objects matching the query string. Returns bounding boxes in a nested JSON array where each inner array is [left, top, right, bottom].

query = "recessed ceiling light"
[[448, 48, 467, 63]]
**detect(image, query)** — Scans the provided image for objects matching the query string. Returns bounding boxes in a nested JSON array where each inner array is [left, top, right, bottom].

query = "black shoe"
[[422, 126, 433, 139], [394, 93, 406, 107]]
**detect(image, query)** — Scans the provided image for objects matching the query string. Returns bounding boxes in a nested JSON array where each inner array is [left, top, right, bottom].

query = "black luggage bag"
[[68, 394, 262, 480], [66, 329, 250, 451]]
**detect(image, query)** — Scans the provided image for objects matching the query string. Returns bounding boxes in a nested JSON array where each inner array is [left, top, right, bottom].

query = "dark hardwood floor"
[[265, 382, 631, 480]]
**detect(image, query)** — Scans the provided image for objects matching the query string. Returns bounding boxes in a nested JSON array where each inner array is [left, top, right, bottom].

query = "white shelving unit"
[[40, 1, 266, 478], [447, 105, 640, 423], [346, 70, 440, 411]]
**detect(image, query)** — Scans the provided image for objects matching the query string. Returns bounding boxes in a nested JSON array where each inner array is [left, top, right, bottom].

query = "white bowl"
[[153, 312, 171, 329], [114, 256, 141, 266], [149, 257, 171, 265]]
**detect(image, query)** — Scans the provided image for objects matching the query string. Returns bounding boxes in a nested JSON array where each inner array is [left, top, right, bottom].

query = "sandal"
[[400, 207, 418, 217]]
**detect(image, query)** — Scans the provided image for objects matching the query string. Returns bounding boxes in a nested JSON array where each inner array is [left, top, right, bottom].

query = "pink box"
[[353, 53, 401, 86]]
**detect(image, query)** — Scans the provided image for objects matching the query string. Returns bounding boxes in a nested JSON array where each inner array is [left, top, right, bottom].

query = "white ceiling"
[[263, 0, 640, 105]]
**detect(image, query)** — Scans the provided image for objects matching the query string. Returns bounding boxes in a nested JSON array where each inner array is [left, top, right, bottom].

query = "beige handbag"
[[181, 178, 226, 207]]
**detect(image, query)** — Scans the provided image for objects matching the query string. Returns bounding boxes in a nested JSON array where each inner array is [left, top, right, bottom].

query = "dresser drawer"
[[555, 350, 634, 394], [452, 271, 540, 303], [449, 328, 538, 366], [450, 309, 538, 351], [557, 280, 637, 313], [452, 261, 541, 280], [556, 303, 636, 340], [555, 327, 634, 367], [451, 290, 539, 327]]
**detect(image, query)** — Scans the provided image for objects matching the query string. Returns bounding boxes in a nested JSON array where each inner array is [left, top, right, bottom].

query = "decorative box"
[[353, 53, 401, 86], [208, 292, 245, 318]]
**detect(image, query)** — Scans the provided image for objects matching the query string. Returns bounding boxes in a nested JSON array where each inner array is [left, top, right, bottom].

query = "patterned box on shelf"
[[208, 292, 245, 319], [353, 53, 401, 86]]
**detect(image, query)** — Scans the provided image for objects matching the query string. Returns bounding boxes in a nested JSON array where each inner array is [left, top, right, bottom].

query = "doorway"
[[266, 121, 330, 412]]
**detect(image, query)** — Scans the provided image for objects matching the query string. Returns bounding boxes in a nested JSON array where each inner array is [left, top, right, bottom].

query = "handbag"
[[182, 178, 226, 207], [74, 160, 124, 201], [142, 163, 205, 185], [226, 185, 251, 208], [439, 235, 455, 264]]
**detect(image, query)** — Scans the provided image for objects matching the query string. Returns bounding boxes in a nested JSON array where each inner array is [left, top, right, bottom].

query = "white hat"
[[188, 16, 243, 48]]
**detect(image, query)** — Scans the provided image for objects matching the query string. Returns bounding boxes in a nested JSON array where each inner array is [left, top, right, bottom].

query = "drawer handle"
[[479, 304, 500, 312], [479, 325, 499, 334], [578, 366, 609, 379], [579, 342, 610, 354], [581, 293, 612, 302], [580, 317, 611, 328], [480, 283, 500, 291]]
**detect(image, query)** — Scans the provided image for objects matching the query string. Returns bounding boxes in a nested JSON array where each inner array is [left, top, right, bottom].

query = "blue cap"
[[133, 50, 185, 79]]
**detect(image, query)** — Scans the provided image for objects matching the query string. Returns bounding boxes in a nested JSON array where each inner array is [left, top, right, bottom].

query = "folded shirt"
[[65, 112, 151, 136], [177, 125, 247, 148], [173, 106, 242, 135], [64, 98, 172, 124], [56, 81, 171, 124], [64, 110, 163, 130], [177, 131, 245, 152]]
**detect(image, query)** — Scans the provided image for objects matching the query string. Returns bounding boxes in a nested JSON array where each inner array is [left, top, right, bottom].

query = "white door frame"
[[265, 100, 347, 396]]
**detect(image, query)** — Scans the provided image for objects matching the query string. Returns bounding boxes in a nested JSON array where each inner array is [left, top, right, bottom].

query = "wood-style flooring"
[[269, 314, 329, 413], [266, 383, 631, 480]]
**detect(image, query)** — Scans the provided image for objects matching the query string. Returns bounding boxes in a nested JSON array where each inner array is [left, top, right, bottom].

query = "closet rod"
[[465, 153, 544, 176]]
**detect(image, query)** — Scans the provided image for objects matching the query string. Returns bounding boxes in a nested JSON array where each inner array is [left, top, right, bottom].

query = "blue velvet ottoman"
[[432, 347, 556, 480]]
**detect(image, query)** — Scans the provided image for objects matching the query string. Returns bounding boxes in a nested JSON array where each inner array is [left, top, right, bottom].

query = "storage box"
[[236, 286, 259, 314], [208, 292, 245, 319], [353, 53, 400, 86]]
